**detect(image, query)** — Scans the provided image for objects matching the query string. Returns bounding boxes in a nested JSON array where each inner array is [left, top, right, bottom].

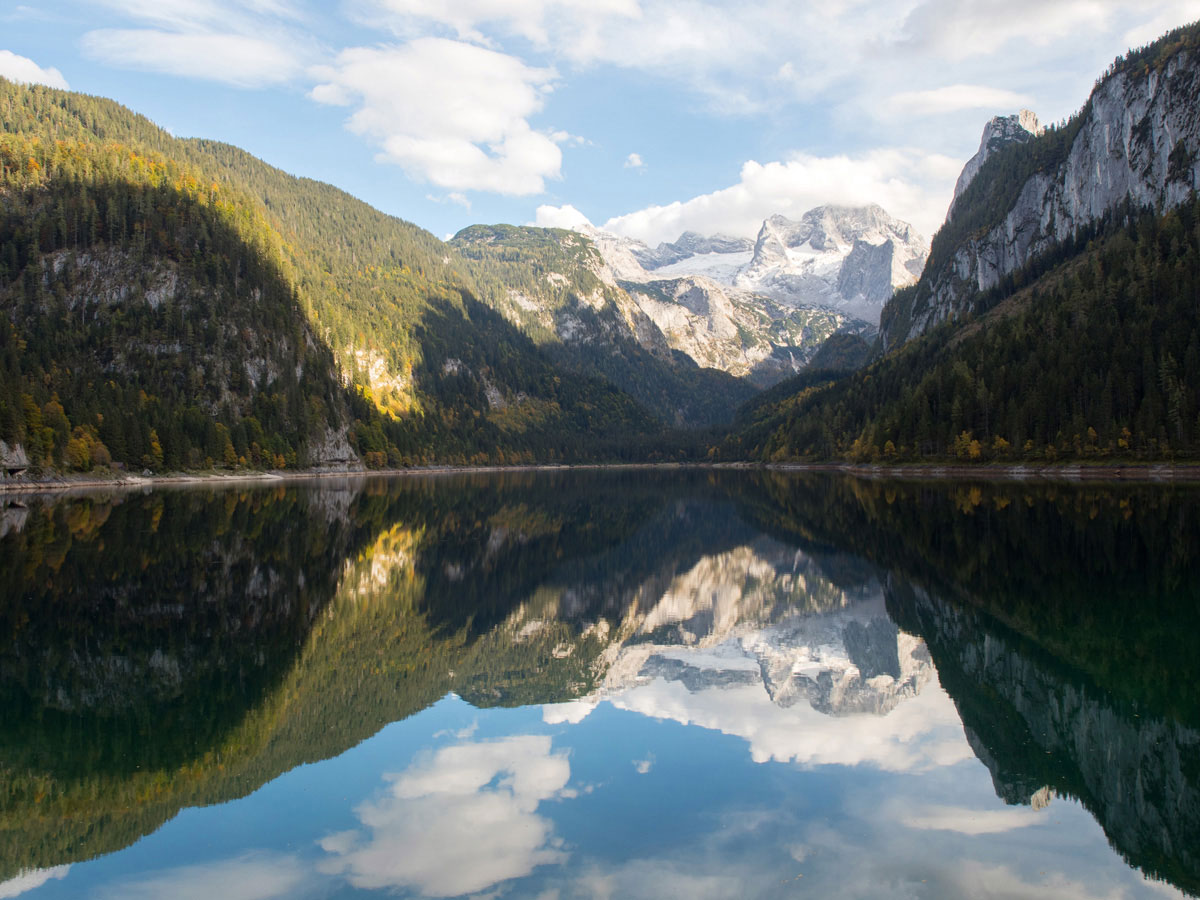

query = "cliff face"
[[884, 41, 1200, 348]]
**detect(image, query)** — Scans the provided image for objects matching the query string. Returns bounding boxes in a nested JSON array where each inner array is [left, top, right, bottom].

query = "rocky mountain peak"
[[633, 230, 756, 271], [951, 109, 1045, 213], [736, 204, 928, 322]]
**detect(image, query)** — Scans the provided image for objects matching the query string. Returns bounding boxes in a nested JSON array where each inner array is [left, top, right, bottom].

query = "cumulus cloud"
[[318, 735, 571, 897], [97, 855, 306, 900], [611, 674, 971, 769], [311, 39, 562, 195], [0, 50, 68, 89], [624, 152, 645, 169], [0, 866, 70, 899], [601, 149, 962, 246], [894, 0, 1122, 59], [900, 803, 1046, 835], [533, 204, 594, 231], [81, 30, 303, 87]]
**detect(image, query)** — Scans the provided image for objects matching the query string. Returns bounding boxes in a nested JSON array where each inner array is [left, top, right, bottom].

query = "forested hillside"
[[0, 79, 665, 472]]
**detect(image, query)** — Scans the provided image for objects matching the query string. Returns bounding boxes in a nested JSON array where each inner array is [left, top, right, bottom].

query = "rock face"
[[307, 426, 362, 470], [622, 275, 869, 386], [0, 441, 29, 473], [950, 109, 1044, 212], [886, 45, 1200, 347]]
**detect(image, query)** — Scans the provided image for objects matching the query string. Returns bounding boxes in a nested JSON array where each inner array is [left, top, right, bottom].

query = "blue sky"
[[4, 1, 1200, 245]]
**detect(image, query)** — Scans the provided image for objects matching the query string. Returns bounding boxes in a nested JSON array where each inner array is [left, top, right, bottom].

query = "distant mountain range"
[[578, 203, 928, 326]]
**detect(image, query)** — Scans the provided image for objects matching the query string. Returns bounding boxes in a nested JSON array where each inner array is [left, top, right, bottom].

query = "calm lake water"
[[0, 469, 1197, 899]]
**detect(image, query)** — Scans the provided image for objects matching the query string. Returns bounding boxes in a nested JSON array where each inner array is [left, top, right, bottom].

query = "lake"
[[0, 469, 1197, 899]]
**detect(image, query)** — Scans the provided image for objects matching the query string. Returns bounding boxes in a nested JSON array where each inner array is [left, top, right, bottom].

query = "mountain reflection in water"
[[0, 471, 1196, 899]]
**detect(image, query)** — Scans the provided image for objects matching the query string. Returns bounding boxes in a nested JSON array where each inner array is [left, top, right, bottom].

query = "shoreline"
[[6, 459, 1200, 497], [758, 461, 1200, 483]]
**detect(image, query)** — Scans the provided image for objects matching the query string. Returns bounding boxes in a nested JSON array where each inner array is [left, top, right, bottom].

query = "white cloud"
[[0, 50, 68, 89], [80, 29, 303, 87], [894, 0, 1121, 60], [624, 152, 645, 169], [611, 673, 972, 769], [888, 84, 1034, 117], [98, 855, 306, 900], [318, 735, 571, 897], [602, 149, 962, 246], [88, 0, 304, 32], [533, 204, 594, 231], [0, 867, 70, 899], [1124, 1, 1200, 46], [900, 803, 1046, 835], [311, 39, 562, 195]]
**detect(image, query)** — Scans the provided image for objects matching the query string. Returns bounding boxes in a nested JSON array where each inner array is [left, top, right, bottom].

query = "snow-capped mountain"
[[732, 206, 928, 324], [559, 535, 934, 721], [459, 224, 869, 390], [582, 204, 927, 327]]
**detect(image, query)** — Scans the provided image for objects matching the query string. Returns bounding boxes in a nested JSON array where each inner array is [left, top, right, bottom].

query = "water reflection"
[[0, 471, 1197, 898], [319, 735, 570, 896]]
